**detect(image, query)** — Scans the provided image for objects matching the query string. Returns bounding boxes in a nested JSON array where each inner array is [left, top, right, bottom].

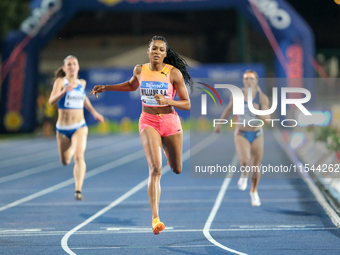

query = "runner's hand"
[[154, 94, 168, 105], [62, 85, 74, 93], [89, 85, 106, 98], [93, 112, 105, 123], [214, 125, 221, 134]]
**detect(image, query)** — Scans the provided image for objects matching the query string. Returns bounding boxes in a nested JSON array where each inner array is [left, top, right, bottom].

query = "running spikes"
[[152, 217, 165, 235], [250, 191, 261, 206], [75, 190, 83, 201], [237, 173, 248, 191]]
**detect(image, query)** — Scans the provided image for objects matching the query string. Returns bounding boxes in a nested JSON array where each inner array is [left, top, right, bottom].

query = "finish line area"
[[0, 131, 339, 255]]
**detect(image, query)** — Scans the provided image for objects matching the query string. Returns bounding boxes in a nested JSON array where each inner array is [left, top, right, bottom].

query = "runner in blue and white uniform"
[[49, 55, 104, 200], [214, 70, 271, 206]]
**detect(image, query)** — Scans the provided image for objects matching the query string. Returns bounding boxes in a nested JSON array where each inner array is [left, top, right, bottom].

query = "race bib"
[[140, 81, 169, 106], [238, 104, 258, 123], [64, 89, 85, 109]]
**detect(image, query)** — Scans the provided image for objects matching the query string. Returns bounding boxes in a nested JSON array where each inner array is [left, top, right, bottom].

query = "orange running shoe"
[[152, 217, 165, 235]]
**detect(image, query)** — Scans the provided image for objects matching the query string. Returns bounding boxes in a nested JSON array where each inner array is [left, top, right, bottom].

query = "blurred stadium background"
[[1, 0, 339, 136], [1, 1, 340, 179], [0, 0, 340, 190], [1, 1, 340, 254]]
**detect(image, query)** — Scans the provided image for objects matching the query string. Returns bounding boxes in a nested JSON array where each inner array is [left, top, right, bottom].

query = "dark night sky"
[[60, 0, 340, 50], [286, 0, 340, 49], [52, 0, 340, 64]]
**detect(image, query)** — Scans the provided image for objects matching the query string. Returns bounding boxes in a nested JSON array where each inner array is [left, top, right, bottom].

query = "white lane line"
[[0, 139, 53, 152], [0, 227, 338, 239], [0, 150, 58, 168], [72, 245, 216, 250], [0, 229, 42, 232], [0, 135, 121, 165], [0, 178, 75, 212], [0, 135, 138, 171], [106, 227, 174, 231], [61, 179, 149, 255], [203, 153, 247, 255], [0, 162, 59, 184], [273, 129, 340, 228], [0, 137, 141, 184], [0, 149, 145, 212], [0, 184, 309, 194], [61, 132, 219, 255], [5, 197, 318, 207], [1, 227, 338, 237]]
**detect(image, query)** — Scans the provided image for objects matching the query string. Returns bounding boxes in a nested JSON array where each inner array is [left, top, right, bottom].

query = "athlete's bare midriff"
[[57, 109, 85, 126], [142, 105, 174, 115], [237, 91, 262, 132]]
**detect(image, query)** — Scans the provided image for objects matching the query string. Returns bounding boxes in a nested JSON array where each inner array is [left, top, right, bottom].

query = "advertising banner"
[[1, 0, 314, 132]]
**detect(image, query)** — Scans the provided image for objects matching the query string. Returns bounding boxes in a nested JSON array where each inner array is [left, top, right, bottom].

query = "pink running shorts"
[[139, 111, 182, 137]]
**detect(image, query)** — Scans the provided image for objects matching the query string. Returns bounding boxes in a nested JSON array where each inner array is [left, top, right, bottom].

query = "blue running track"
[[0, 131, 339, 254]]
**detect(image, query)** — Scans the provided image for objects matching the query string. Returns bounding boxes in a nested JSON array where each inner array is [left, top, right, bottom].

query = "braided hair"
[[148, 36, 193, 93]]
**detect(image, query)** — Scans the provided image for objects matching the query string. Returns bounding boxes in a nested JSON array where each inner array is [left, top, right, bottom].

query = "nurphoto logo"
[[200, 83, 312, 128]]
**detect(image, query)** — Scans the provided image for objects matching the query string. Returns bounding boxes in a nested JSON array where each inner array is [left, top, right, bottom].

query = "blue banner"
[[0, 0, 314, 132]]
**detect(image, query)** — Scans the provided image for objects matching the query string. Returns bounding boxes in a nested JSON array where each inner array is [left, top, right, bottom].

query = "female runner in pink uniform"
[[90, 36, 193, 234]]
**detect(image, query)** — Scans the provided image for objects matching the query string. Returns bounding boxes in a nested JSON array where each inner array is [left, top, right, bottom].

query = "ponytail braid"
[[54, 67, 65, 80], [149, 36, 193, 93]]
